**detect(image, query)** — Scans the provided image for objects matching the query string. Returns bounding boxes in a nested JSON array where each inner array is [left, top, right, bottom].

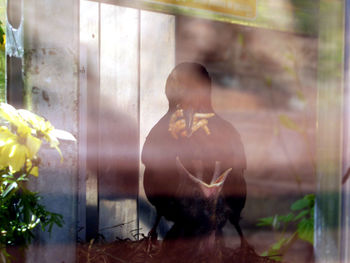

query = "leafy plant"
[[257, 194, 314, 261], [0, 20, 4, 47], [257, 48, 316, 261], [0, 103, 75, 262]]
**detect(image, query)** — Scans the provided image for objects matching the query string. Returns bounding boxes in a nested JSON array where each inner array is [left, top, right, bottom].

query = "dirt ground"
[[77, 236, 281, 263]]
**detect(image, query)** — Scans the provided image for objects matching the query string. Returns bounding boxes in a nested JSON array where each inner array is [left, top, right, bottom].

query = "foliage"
[[257, 47, 316, 261], [0, 21, 4, 46], [0, 172, 64, 245], [257, 194, 314, 261], [0, 103, 75, 262]]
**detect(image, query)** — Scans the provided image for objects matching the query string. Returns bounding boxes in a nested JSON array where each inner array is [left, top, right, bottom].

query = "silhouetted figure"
[[142, 63, 247, 257]]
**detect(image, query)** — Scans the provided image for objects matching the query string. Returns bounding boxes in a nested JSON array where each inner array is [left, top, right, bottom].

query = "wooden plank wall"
[[80, 0, 100, 242], [139, 11, 175, 237], [316, 0, 345, 262], [99, 4, 139, 241], [79, 1, 175, 241]]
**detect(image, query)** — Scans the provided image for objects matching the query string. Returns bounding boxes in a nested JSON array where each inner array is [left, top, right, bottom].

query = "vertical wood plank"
[[77, 0, 94, 242], [139, 11, 175, 237], [23, 0, 79, 262], [77, 43, 87, 242], [341, 0, 350, 261], [80, 0, 100, 241], [99, 4, 139, 241], [316, 0, 345, 262]]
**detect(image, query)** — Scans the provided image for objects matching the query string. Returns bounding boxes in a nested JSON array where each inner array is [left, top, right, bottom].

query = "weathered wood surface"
[[80, 0, 101, 242], [315, 0, 345, 262], [139, 11, 175, 237], [79, 4, 175, 241], [98, 4, 139, 241], [23, 0, 79, 262]]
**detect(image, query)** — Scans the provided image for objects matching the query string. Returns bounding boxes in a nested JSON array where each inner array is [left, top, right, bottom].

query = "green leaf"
[[262, 247, 282, 261], [271, 237, 289, 251], [278, 213, 294, 223], [310, 206, 314, 218], [294, 210, 309, 221], [1, 182, 17, 198], [278, 114, 302, 133], [269, 255, 282, 262], [1, 174, 14, 179], [256, 216, 274, 226], [272, 215, 280, 229], [17, 174, 29, 182], [297, 218, 314, 244], [0, 247, 12, 263], [291, 198, 312, 211], [305, 194, 315, 203]]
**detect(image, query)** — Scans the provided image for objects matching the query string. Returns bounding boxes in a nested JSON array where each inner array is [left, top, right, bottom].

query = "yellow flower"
[[29, 166, 39, 177], [17, 109, 76, 160], [0, 103, 28, 130], [26, 159, 39, 177], [17, 109, 51, 132], [0, 126, 28, 172], [0, 126, 41, 173], [25, 133, 42, 158], [0, 103, 76, 163]]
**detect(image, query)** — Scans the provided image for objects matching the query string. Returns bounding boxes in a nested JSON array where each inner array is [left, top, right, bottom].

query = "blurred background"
[[4, 0, 348, 262], [176, 16, 317, 261], [79, 1, 319, 262]]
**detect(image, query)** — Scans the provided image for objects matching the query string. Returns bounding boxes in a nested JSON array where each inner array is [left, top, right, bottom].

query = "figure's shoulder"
[[141, 112, 173, 164], [142, 113, 172, 158], [145, 113, 170, 140], [211, 114, 247, 169], [211, 114, 242, 140]]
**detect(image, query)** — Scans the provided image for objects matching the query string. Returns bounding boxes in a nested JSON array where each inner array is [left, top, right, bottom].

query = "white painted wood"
[[80, 0, 101, 241], [99, 4, 139, 241], [139, 10, 175, 237], [315, 0, 345, 262], [77, 0, 98, 241], [78, 44, 87, 242]]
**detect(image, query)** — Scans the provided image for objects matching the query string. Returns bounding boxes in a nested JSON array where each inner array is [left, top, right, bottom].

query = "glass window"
[[78, 1, 347, 262]]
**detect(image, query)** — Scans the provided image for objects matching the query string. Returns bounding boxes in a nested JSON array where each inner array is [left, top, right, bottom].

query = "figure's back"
[[142, 111, 246, 224], [141, 63, 247, 243]]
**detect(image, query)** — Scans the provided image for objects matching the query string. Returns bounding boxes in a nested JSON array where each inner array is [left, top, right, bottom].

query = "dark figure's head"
[[165, 62, 212, 112]]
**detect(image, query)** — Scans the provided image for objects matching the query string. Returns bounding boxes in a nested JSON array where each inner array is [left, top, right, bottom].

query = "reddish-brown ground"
[[77, 237, 281, 263]]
